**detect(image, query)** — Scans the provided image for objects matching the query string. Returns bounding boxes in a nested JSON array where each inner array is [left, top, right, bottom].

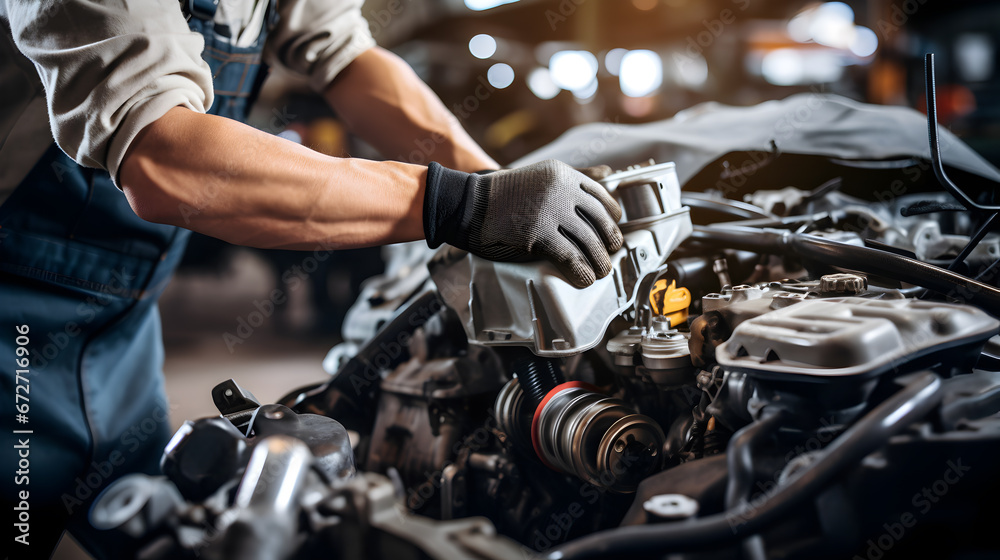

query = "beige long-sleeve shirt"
[[0, 0, 375, 204]]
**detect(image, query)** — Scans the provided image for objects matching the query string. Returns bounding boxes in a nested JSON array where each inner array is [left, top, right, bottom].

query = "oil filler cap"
[[819, 273, 867, 294], [649, 279, 691, 326]]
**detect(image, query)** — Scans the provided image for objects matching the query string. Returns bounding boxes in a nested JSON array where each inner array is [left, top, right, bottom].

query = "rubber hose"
[[515, 358, 564, 411], [725, 410, 787, 560], [547, 372, 942, 560], [689, 225, 1000, 317]]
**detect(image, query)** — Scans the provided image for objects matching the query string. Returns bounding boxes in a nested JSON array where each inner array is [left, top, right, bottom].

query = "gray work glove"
[[424, 160, 624, 287]]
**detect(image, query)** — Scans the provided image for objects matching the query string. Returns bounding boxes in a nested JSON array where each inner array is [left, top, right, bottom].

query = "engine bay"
[[93, 89, 1000, 560]]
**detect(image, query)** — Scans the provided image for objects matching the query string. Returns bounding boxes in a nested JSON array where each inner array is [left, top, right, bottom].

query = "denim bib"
[[0, 3, 272, 556]]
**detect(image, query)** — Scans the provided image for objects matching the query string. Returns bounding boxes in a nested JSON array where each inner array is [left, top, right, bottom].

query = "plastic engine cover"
[[716, 297, 999, 380]]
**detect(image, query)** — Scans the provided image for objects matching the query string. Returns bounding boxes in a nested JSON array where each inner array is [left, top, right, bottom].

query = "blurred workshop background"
[[53, 1, 1000, 554], [170, 0, 1000, 438]]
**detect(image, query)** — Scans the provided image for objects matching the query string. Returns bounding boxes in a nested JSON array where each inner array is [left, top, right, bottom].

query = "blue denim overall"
[[0, 4, 271, 557]]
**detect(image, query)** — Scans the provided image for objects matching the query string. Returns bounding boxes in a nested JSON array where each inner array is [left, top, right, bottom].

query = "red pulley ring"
[[530, 381, 602, 471]]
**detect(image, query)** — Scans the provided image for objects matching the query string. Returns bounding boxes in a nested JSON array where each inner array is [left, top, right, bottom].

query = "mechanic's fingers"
[[576, 164, 613, 182], [537, 235, 597, 288], [579, 178, 623, 223], [577, 196, 625, 253], [560, 219, 613, 279]]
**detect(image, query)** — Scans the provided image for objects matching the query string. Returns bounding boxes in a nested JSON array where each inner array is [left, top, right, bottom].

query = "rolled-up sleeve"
[[4, 0, 213, 183], [267, 0, 375, 92]]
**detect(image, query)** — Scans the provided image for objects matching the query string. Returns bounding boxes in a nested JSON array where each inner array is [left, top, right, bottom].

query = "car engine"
[[93, 84, 1000, 560]]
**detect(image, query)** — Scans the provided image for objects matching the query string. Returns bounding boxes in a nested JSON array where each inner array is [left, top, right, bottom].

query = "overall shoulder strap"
[[181, 0, 220, 21]]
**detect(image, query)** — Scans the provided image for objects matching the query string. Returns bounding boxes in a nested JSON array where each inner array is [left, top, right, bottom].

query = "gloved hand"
[[576, 164, 614, 182], [424, 159, 624, 287]]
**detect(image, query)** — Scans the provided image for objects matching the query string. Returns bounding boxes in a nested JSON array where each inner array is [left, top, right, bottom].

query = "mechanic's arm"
[[121, 110, 623, 285], [323, 47, 499, 172], [270, 0, 495, 171], [7, 0, 620, 285], [120, 106, 427, 249]]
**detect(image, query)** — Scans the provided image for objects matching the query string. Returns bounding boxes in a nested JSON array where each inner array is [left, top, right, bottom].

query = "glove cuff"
[[424, 162, 477, 249]]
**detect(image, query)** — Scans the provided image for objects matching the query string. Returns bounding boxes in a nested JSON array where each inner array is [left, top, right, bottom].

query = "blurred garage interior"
[[53, 0, 1000, 556]]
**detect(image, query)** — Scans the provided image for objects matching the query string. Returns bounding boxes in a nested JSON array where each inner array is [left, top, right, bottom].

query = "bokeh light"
[[549, 50, 599, 93], [619, 50, 663, 97], [487, 63, 515, 89], [464, 0, 520, 11], [528, 67, 560, 99], [469, 34, 497, 59]]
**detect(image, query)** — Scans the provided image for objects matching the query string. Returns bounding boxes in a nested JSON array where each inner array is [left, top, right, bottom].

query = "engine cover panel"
[[716, 297, 999, 380]]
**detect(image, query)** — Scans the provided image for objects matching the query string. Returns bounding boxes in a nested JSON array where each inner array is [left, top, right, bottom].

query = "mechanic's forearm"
[[120, 107, 426, 250], [324, 47, 499, 172]]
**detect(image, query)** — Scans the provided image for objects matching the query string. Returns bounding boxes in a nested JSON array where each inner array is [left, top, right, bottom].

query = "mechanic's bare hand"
[[424, 159, 624, 287]]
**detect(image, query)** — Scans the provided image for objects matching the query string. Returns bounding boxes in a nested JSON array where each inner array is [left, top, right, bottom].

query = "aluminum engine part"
[[90, 474, 185, 537], [250, 404, 357, 482], [717, 297, 999, 380], [494, 379, 533, 452], [884, 219, 1000, 263], [702, 283, 793, 312], [606, 316, 693, 385], [699, 275, 902, 314], [364, 340, 505, 512], [341, 241, 438, 344], [429, 162, 692, 357], [208, 436, 315, 560], [690, 277, 904, 371], [613, 163, 678, 221], [161, 391, 355, 503], [161, 417, 249, 501], [642, 316, 692, 369], [321, 472, 526, 560], [534, 384, 664, 492], [702, 284, 766, 312]]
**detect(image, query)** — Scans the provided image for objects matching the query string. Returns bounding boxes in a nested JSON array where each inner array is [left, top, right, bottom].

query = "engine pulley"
[[496, 378, 665, 492]]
